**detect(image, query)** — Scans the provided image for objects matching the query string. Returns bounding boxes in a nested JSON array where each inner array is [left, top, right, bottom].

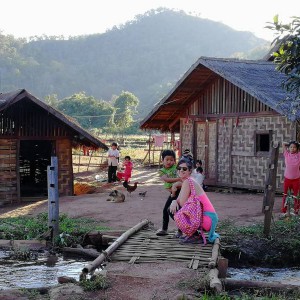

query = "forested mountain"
[[0, 8, 270, 118]]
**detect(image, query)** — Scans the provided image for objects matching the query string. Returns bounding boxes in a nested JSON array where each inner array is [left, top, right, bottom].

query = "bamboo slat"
[[111, 228, 216, 270]]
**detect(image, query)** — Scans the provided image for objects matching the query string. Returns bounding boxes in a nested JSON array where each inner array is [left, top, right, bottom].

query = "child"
[[117, 156, 133, 182], [182, 149, 194, 162], [193, 160, 203, 175], [156, 149, 182, 236], [194, 167, 205, 188], [282, 141, 300, 214], [107, 142, 119, 183]]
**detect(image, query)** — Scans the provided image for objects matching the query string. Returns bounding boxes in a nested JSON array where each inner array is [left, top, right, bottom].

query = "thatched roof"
[[140, 57, 295, 132], [0, 89, 108, 150]]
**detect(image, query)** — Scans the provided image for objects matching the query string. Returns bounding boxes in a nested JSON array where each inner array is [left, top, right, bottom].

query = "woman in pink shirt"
[[282, 141, 300, 214]]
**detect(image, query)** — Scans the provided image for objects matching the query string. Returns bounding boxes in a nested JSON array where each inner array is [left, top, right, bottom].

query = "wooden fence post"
[[262, 142, 279, 237], [47, 156, 59, 242]]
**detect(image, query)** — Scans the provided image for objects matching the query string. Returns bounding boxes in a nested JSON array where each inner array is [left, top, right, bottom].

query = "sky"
[[1, 0, 299, 41]]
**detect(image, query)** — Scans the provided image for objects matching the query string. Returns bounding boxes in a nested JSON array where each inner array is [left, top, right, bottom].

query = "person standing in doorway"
[[107, 142, 119, 183]]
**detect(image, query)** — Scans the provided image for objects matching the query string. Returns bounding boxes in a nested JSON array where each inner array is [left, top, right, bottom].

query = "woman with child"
[[169, 156, 219, 244]]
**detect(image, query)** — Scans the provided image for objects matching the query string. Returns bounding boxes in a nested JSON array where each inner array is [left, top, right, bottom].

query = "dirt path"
[[0, 166, 283, 299]]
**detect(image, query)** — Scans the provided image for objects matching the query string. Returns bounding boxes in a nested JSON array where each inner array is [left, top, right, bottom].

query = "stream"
[[228, 267, 300, 285], [1, 248, 300, 290], [0, 250, 91, 290]]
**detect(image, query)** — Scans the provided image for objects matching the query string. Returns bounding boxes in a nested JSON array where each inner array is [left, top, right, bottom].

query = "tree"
[[44, 94, 59, 108], [113, 91, 139, 134], [266, 16, 300, 114], [56, 92, 115, 129]]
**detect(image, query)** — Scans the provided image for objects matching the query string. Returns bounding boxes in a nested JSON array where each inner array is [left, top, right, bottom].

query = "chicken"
[[123, 181, 138, 196], [138, 191, 147, 197]]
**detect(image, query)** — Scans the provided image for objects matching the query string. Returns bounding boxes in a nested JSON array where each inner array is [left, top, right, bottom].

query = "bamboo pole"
[[208, 238, 220, 268], [81, 219, 150, 277]]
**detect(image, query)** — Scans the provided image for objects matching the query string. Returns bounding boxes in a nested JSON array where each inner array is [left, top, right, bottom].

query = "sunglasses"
[[177, 166, 189, 171]]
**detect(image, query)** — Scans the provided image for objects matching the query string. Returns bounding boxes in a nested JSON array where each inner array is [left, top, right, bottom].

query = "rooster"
[[123, 181, 138, 196]]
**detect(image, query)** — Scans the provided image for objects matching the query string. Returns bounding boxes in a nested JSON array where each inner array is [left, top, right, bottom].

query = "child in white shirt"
[[194, 167, 205, 188]]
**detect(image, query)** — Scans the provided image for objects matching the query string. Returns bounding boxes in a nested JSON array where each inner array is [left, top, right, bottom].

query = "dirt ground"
[[0, 166, 283, 300]]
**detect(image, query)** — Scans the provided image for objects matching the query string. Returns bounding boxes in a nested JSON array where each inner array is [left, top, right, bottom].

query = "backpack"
[[174, 177, 203, 237]]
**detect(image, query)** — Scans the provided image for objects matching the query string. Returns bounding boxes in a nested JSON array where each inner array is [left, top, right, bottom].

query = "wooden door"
[[195, 121, 217, 185]]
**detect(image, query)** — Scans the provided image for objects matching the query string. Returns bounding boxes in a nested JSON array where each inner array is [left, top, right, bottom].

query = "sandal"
[[174, 230, 183, 238], [156, 229, 168, 236], [179, 235, 202, 244]]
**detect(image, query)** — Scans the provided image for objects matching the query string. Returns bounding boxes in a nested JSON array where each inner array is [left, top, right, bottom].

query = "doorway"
[[195, 121, 217, 185], [19, 140, 54, 197]]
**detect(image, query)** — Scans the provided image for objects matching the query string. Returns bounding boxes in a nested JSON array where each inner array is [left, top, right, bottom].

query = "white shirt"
[[193, 173, 205, 187], [107, 149, 119, 166]]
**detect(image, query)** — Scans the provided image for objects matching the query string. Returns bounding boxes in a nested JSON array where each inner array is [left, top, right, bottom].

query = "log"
[[208, 268, 223, 293], [63, 247, 100, 258], [223, 278, 300, 292], [81, 219, 150, 276]]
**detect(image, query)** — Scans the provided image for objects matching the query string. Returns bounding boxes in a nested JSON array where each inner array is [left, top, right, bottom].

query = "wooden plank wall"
[[188, 78, 273, 116], [0, 139, 18, 204]]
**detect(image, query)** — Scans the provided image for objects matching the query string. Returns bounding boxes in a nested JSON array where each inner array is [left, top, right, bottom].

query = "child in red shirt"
[[282, 141, 300, 214], [117, 156, 133, 182]]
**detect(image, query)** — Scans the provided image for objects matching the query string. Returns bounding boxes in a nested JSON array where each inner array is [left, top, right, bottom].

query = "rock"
[[58, 276, 77, 284], [49, 283, 84, 300]]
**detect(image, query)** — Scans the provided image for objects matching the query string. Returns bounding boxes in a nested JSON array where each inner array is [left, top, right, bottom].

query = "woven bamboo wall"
[[196, 123, 206, 169], [56, 138, 74, 196], [0, 139, 18, 204], [180, 119, 193, 154], [217, 115, 293, 189]]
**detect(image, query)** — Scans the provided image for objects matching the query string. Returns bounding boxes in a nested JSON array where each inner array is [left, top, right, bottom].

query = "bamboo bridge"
[[81, 219, 223, 292]]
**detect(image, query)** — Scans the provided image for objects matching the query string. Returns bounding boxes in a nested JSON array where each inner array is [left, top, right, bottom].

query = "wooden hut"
[[140, 57, 299, 190], [0, 89, 108, 205]]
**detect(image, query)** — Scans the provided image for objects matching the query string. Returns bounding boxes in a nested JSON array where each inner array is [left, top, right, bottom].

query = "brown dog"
[[107, 190, 125, 203]]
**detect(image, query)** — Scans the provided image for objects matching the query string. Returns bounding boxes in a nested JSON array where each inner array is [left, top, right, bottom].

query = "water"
[[0, 250, 91, 290], [228, 267, 300, 285]]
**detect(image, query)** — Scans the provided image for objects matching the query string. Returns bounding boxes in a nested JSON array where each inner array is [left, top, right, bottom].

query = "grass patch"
[[0, 212, 109, 247], [80, 275, 109, 291]]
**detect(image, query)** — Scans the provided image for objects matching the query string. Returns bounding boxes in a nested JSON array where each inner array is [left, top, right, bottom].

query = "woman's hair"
[[288, 140, 299, 149], [178, 156, 193, 170], [111, 142, 118, 147], [161, 149, 176, 160]]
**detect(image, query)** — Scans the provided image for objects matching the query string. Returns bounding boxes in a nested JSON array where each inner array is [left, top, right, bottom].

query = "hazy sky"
[[1, 0, 299, 41]]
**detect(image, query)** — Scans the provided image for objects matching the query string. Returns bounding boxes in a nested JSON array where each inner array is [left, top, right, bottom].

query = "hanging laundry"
[[153, 135, 165, 147]]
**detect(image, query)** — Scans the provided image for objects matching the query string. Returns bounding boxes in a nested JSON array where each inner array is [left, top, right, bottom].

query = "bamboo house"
[[140, 57, 299, 191]]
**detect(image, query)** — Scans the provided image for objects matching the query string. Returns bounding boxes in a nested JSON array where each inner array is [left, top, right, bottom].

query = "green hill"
[[0, 8, 270, 118]]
